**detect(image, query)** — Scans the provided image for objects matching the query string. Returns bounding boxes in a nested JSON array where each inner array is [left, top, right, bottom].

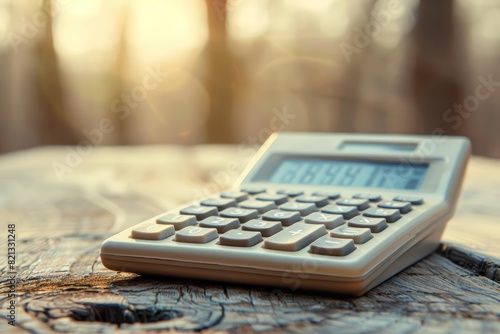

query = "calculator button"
[[277, 189, 304, 197], [239, 200, 277, 214], [348, 216, 387, 233], [200, 198, 237, 211], [353, 193, 382, 202], [242, 219, 283, 237], [156, 214, 197, 230], [199, 216, 240, 233], [264, 223, 327, 252], [255, 193, 288, 205], [262, 210, 301, 226], [279, 202, 317, 216], [240, 187, 266, 195], [321, 205, 358, 219], [219, 230, 263, 247], [221, 191, 248, 202], [312, 191, 340, 200], [304, 212, 344, 229], [330, 226, 372, 244], [378, 201, 412, 214], [393, 196, 424, 205], [131, 223, 175, 240], [310, 236, 355, 256], [336, 198, 370, 211], [363, 207, 401, 223], [180, 206, 218, 220], [175, 226, 218, 243], [296, 195, 329, 207], [220, 208, 259, 223]]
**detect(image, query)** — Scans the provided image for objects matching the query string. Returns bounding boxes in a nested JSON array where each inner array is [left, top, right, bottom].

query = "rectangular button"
[[200, 198, 237, 211], [242, 219, 282, 237], [180, 206, 218, 220], [277, 189, 303, 197], [220, 207, 259, 223], [219, 230, 263, 247], [348, 216, 387, 233], [363, 207, 401, 222], [336, 198, 370, 210], [264, 223, 327, 251], [240, 187, 266, 195], [296, 195, 329, 207], [321, 205, 358, 219], [255, 193, 288, 205], [262, 210, 301, 226], [220, 191, 248, 202], [378, 201, 412, 214], [353, 193, 381, 202], [199, 216, 240, 233], [239, 199, 277, 214], [279, 202, 317, 216], [310, 236, 355, 256], [156, 214, 197, 230], [312, 191, 340, 200], [393, 196, 423, 205], [304, 212, 344, 229], [175, 226, 218, 243], [330, 226, 372, 244], [131, 223, 175, 240]]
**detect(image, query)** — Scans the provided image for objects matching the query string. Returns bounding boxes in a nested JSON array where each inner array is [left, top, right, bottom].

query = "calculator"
[[100, 133, 470, 296]]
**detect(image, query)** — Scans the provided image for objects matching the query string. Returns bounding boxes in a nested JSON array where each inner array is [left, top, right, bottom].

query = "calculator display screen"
[[268, 158, 429, 189]]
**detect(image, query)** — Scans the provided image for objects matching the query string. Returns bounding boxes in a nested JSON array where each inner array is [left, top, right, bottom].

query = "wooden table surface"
[[0, 146, 499, 333]]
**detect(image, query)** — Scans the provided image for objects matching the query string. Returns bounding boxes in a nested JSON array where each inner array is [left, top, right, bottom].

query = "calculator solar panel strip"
[[100, 133, 470, 296]]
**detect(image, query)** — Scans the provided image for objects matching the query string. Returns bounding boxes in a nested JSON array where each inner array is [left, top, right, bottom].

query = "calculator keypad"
[[131, 189, 424, 257]]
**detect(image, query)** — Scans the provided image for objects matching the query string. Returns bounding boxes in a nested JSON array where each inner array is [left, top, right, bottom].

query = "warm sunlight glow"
[[228, 0, 270, 40], [127, 0, 208, 64]]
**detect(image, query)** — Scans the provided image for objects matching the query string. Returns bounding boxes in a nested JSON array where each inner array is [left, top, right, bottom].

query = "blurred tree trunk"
[[108, 4, 129, 144], [335, 0, 379, 133], [204, 0, 235, 143], [410, 0, 465, 136], [35, 0, 78, 145]]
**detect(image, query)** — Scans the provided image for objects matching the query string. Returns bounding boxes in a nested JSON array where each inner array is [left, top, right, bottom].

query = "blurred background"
[[1, 0, 499, 157]]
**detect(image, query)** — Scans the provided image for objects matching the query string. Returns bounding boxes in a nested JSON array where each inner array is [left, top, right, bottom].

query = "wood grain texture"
[[0, 146, 499, 333]]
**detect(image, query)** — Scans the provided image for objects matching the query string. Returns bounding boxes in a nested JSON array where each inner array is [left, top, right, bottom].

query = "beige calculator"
[[100, 133, 470, 296]]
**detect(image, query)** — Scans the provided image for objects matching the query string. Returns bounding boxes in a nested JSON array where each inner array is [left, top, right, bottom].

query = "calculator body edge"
[[100, 133, 470, 296]]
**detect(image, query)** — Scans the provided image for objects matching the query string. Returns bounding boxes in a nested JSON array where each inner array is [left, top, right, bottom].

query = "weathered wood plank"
[[0, 146, 499, 333]]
